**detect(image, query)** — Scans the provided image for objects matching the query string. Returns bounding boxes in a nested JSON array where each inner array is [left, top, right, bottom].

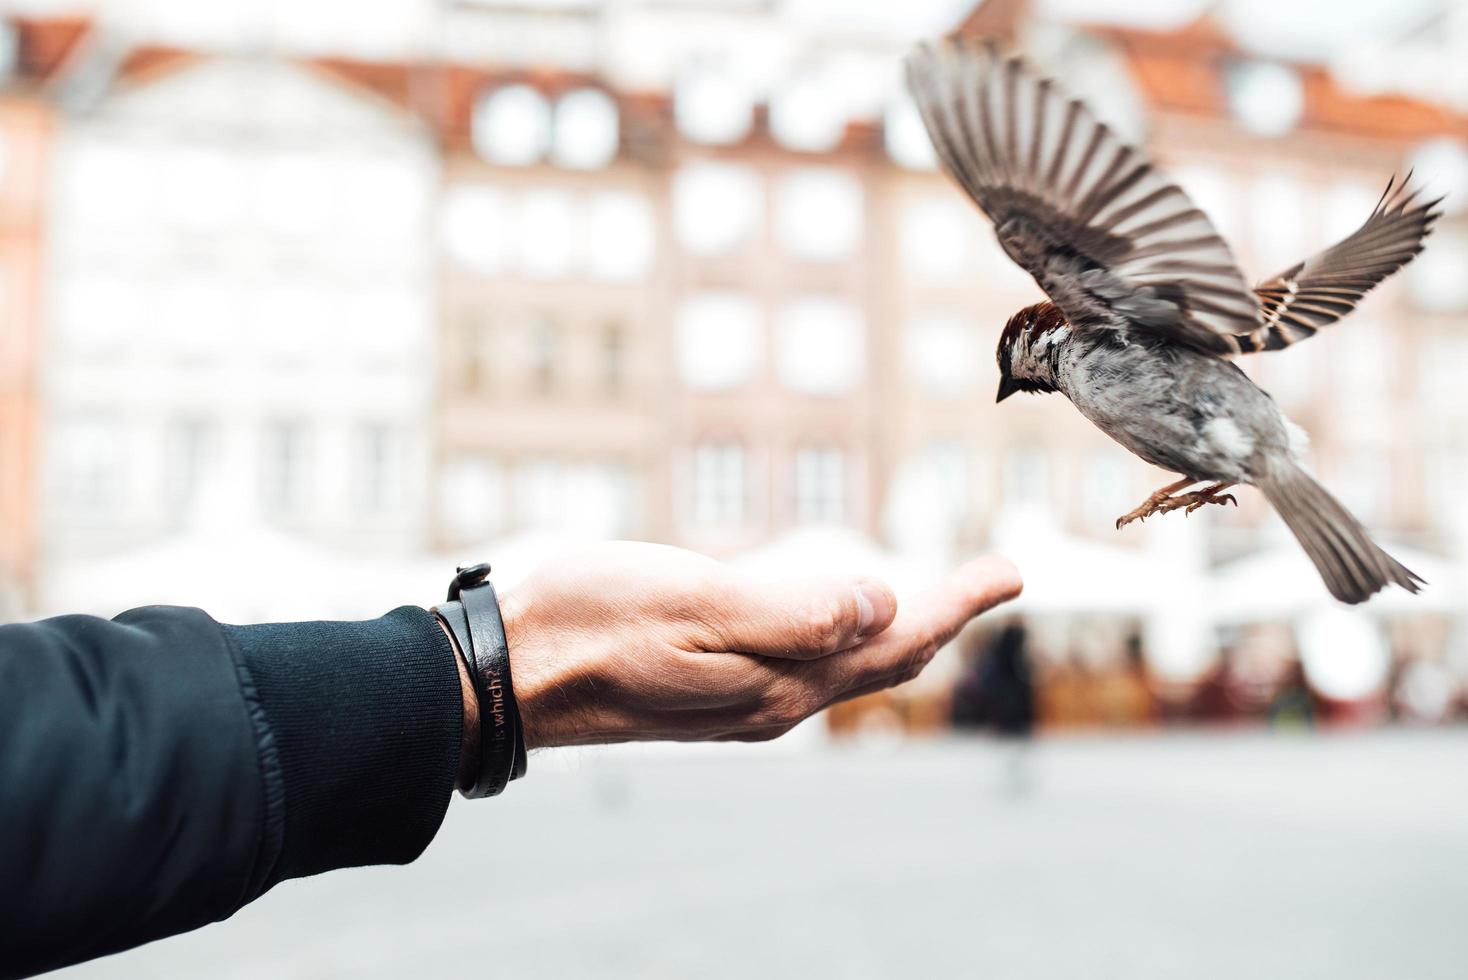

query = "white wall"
[[42, 58, 438, 565]]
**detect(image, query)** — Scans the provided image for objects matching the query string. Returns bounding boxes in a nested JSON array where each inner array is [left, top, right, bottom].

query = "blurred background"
[[1, 0, 1466, 976]]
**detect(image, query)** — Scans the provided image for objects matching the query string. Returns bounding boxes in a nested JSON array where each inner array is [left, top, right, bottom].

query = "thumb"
[[811, 555, 1024, 698], [705, 574, 899, 660]]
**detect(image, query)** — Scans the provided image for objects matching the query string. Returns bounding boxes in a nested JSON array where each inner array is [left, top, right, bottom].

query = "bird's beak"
[[996, 377, 1019, 403]]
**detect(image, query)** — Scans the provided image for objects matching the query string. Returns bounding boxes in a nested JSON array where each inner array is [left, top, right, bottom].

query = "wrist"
[[441, 620, 480, 791], [499, 594, 593, 751]]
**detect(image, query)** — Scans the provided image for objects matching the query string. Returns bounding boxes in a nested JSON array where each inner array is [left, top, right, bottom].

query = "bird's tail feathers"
[[1257, 462, 1423, 605]]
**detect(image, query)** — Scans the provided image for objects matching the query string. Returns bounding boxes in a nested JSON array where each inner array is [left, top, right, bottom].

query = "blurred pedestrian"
[[1267, 659, 1316, 729], [951, 622, 1035, 737]]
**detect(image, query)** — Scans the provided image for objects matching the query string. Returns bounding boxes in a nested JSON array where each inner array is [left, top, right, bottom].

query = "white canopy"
[[41, 524, 443, 624], [1210, 543, 1463, 621], [989, 506, 1175, 614]]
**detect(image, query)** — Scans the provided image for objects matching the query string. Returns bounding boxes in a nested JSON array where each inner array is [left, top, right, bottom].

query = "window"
[[769, 72, 846, 153], [56, 275, 141, 356], [163, 418, 214, 513], [1249, 175, 1307, 272], [775, 168, 863, 261], [900, 196, 973, 282], [1328, 449, 1390, 524], [1408, 138, 1468, 216], [1082, 453, 1131, 527], [924, 442, 973, 515], [65, 139, 157, 227], [1226, 61, 1303, 137], [516, 189, 575, 278], [1171, 165, 1237, 242], [338, 156, 427, 243], [794, 446, 846, 525], [882, 441, 971, 549], [602, 322, 626, 394], [1338, 317, 1392, 395], [472, 85, 552, 166], [884, 95, 937, 170], [1409, 226, 1468, 312], [1323, 179, 1379, 242], [356, 423, 401, 514], [157, 276, 225, 364], [1424, 450, 1467, 527], [52, 419, 127, 516], [262, 420, 312, 517], [674, 64, 754, 146], [439, 456, 506, 543], [440, 185, 510, 275], [905, 313, 978, 397], [165, 145, 244, 231], [527, 317, 559, 395], [775, 298, 864, 396], [691, 443, 746, 526], [1419, 334, 1468, 406], [676, 292, 762, 391], [673, 163, 761, 256], [350, 284, 423, 363], [1003, 446, 1051, 507], [457, 315, 493, 392], [586, 191, 654, 282], [552, 88, 619, 170], [257, 151, 336, 237], [513, 458, 635, 536], [1252, 342, 1315, 406], [514, 459, 566, 530]]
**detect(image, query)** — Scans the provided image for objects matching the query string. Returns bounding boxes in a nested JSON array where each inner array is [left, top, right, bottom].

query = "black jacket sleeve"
[[0, 604, 463, 979]]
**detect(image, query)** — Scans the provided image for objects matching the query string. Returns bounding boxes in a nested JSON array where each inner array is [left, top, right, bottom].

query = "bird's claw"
[[1184, 492, 1236, 516], [1116, 484, 1236, 529], [1115, 502, 1161, 530]]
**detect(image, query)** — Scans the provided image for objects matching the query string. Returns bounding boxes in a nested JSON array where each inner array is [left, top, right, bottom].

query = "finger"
[[806, 556, 1022, 697], [703, 574, 898, 660]]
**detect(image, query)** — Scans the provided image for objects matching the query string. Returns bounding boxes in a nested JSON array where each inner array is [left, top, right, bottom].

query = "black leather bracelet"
[[433, 562, 527, 797]]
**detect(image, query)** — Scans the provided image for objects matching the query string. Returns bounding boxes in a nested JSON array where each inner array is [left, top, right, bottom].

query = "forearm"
[[0, 605, 463, 978]]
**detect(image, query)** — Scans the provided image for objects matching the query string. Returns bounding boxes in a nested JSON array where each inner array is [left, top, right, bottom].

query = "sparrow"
[[905, 37, 1442, 604]]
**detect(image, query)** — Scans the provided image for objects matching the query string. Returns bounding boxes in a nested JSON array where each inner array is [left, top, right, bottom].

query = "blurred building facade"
[[0, 64, 50, 616], [2, 0, 1466, 716], [38, 39, 438, 560]]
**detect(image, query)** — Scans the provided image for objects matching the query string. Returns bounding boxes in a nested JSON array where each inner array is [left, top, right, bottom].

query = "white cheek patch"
[[1030, 326, 1069, 354], [1204, 417, 1254, 459]]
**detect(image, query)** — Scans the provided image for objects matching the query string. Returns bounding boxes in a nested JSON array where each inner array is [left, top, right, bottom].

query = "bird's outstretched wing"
[[1236, 176, 1442, 353], [905, 37, 1260, 356]]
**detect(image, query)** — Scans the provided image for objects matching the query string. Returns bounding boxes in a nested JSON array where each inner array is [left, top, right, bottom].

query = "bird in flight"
[[906, 36, 1441, 604]]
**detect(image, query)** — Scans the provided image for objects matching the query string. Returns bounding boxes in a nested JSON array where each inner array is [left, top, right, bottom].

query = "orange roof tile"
[[1088, 15, 1468, 142]]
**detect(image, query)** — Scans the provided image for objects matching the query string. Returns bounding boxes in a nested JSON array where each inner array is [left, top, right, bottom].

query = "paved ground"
[[58, 730, 1468, 979]]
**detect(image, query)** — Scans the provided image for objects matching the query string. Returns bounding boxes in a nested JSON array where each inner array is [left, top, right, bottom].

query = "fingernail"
[[855, 582, 893, 635]]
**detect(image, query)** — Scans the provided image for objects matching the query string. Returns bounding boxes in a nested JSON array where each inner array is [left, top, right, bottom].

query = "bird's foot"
[[1115, 477, 1199, 530], [1115, 480, 1236, 530], [1151, 483, 1237, 520], [1180, 483, 1237, 516]]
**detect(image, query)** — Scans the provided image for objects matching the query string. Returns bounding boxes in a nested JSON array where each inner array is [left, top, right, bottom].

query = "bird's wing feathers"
[[1237, 176, 1442, 353], [905, 37, 1260, 355]]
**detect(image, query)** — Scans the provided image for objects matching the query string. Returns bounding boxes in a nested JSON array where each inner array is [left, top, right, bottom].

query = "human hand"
[[480, 542, 1021, 749]]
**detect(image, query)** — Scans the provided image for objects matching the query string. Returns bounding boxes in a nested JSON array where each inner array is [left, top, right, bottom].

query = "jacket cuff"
[[222, 606, 461, 889]]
